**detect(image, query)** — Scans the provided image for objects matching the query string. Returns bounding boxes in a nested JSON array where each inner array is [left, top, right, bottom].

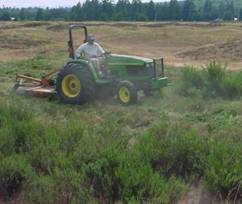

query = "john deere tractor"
[[16, 24, 168, 105]]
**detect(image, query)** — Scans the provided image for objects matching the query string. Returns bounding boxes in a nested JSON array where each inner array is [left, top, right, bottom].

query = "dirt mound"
[[23, 22, 50, 27], [46, 23, 68, 31], [177, 40, 242, 61], [0, 22, 50, 30], [0, 35, 49, 49], [142, 22, 223, 28], [46, 22, 139, 31], [45, 22, 223, 31]]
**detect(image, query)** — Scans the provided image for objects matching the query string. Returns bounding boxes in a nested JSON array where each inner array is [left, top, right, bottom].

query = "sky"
[[1, 0, 82, 8], [1, 0, 167, 8]]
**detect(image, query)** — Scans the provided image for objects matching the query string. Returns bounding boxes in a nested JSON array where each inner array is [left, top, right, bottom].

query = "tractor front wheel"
[[117, 81, 137, 105]]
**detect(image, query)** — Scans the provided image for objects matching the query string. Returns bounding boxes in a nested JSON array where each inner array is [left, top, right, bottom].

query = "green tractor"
[[16, 24, 168, 105]]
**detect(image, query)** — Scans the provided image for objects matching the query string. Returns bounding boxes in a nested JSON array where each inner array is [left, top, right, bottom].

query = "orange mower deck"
[[15, 71, 57, 98]]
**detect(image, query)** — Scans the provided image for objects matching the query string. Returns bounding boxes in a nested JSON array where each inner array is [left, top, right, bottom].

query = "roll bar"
[[68, 24, 88, 59]]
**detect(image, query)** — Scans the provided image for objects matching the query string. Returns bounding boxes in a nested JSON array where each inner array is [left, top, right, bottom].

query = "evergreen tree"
[[169, 0, 180, 20], [82, 0, 100, 21], [239, 9, 242, 20], [113, 0, 130, 21], [19, 8, 26, 20], [146, 1, 155, 21], [156, 2, 169, 21], [203, 0, 213, 20], [100, 0, 113, 20], [0, 12, 10, 21], [35, 8, 44, 21], [70, 2, 83, 20], [131, 0, 146, 21], [224, 0, 234, 20], [182, 0, 196, 21], [43, 8, 51, 21], [218, 1, 225, 19], [0, 0, 241, 22]]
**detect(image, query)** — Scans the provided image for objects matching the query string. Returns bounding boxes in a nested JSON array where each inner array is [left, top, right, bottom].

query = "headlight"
[[146, 63, 152, 68]]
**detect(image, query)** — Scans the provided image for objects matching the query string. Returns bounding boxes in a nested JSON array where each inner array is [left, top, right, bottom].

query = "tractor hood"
[[108, 54, 153, 66]]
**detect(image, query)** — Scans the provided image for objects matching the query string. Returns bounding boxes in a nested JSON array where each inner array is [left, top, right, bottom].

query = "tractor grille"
[[126, 65, 154, 77]]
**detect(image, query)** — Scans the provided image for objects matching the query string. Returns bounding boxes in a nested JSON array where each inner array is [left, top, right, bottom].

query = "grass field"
[[0, 21, 242, 203]]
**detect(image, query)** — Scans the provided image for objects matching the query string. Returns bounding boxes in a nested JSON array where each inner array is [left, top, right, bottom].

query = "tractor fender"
[[66, 60, 99, 81]]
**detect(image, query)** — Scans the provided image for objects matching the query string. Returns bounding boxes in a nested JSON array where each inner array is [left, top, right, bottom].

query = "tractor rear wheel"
[[117, 81, 137, 105], [56, 63, 96, 104]]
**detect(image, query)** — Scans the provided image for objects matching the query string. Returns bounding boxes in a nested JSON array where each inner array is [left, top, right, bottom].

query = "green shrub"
[[20, 176, 57, 204], [21, 170, 88, 204], [0, 155, 33, 199], [182, 66, 204, 89], [1, 98, 242, 203], [204, 61, 226, 93], [53, 168, 88, 204], [145, 124, 208, 180], [81, 130, 188, 204], [0, 101, 52, 158], [0, 103, 35, 155], [205, 141, 242, 200], [181, 61, 242, 98], [221, 72, 242, 98], [84, 145, 187, 203]]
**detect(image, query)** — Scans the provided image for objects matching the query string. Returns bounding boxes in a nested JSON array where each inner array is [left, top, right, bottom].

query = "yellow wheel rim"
[[119, 86, 130, 103], [61, 74, 81, 98]]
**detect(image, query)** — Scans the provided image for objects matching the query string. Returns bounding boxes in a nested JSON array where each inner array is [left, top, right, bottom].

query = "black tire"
[[117, 81, 138, 105], [143, 89, 154, 96], [13, 81, 20, 90], [56, 63, 96, 104]]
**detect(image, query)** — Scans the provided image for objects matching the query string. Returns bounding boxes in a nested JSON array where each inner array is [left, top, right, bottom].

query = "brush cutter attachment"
[[15, 71, 57, 98]]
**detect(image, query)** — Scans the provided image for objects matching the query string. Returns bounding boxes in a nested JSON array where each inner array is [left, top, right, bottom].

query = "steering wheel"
[[101, 51, 111, 58]]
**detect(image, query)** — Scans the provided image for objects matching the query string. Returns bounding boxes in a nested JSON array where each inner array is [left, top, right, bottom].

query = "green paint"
[[67, 53, 168, 91]]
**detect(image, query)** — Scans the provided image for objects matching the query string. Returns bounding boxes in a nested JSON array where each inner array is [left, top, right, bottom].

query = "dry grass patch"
[[178, 40, 242, 61], [0, 34, 49, 49]]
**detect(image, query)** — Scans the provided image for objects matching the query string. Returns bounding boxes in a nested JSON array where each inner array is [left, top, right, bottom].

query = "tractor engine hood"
[[108, 54, 153, 66]]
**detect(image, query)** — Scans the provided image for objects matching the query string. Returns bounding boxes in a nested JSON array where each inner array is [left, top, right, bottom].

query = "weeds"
[[205, 142, 242, 200], [1, 98, 242, 203], [0, 101, 189, 203], [181, 61, 242, 98], [0, 55, 54, 80], [1, 62, 242, 203], [0, 155, 33, 199]]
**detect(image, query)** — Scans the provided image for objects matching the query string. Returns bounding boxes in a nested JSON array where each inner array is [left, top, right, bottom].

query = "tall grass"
[[1, 99, 242, 203], [181, 61, 242, 98], [0, 100, 187, 203]]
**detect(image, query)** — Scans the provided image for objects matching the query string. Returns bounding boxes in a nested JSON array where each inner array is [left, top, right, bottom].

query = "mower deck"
[[16, 86, 56, 97], [15, 73, 57, 98]]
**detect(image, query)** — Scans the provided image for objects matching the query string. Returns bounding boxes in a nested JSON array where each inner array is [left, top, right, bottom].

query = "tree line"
[[0, 0, 241, 22]]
